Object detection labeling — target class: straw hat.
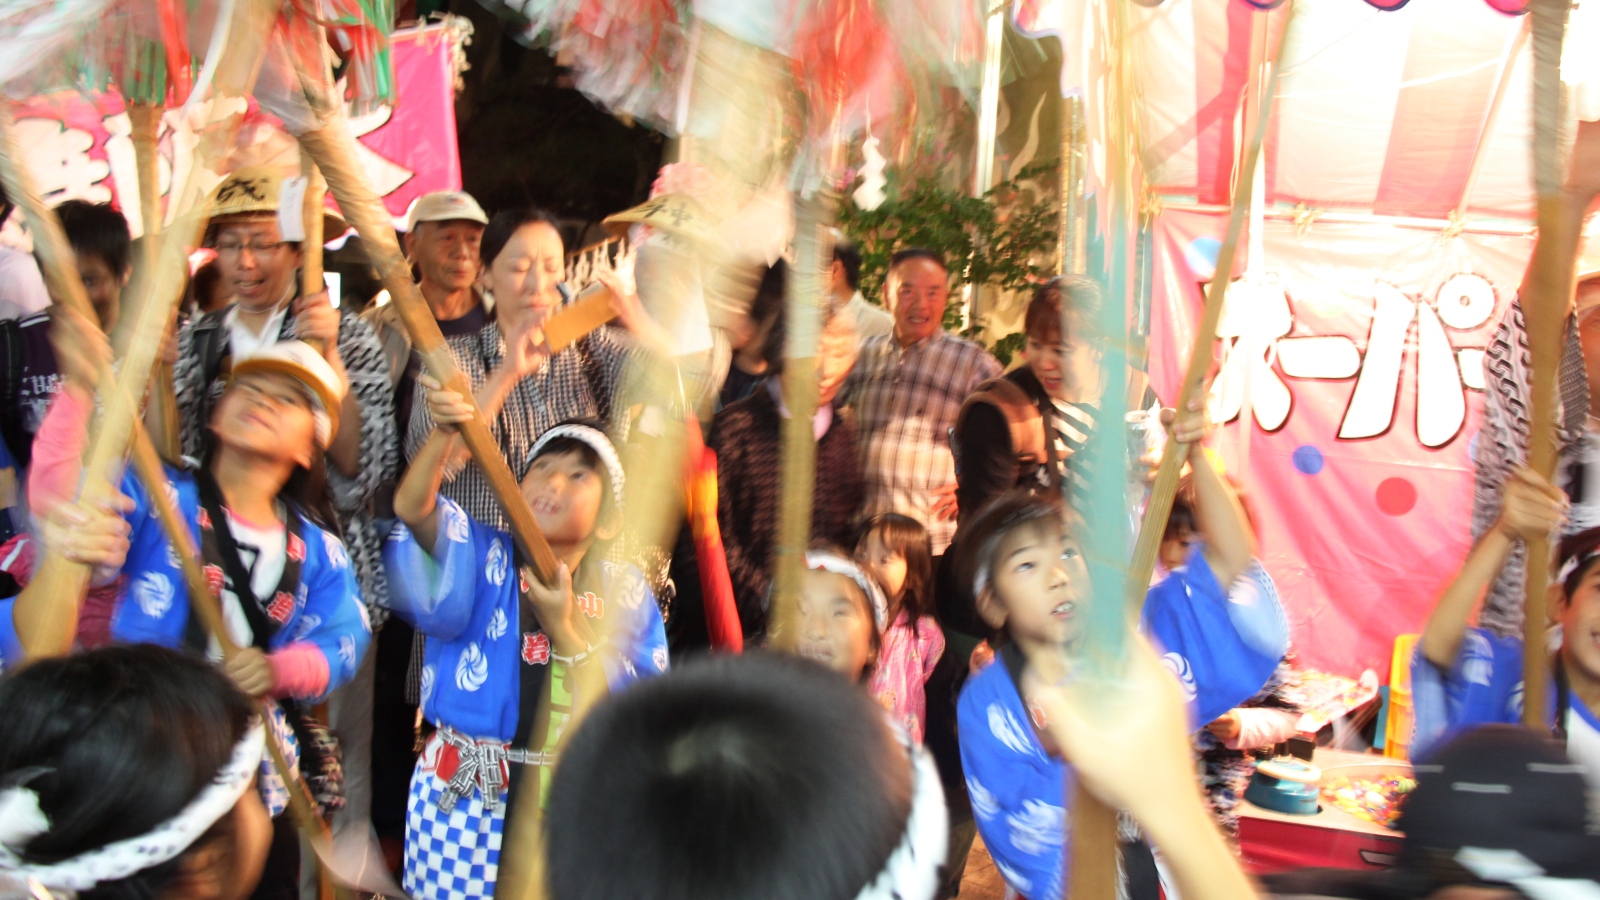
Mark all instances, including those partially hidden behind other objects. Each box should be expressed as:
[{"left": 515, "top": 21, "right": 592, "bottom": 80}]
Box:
[
  {"left": 207, "top": 166, "right": 346, "bottom": 239},
  {"left": 601, "top": 193, "right": 715, "bottom": 244}
]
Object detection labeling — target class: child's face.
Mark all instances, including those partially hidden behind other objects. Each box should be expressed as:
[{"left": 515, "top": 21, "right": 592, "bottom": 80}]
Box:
[
  {"left": 861, "top": 531, "right": 908, "bottom": 601},
  {"left": 178, "top": 777, "right": 272, "bottom": 900},
  {"left": 1562, "top": 566, "right": 1600, "bottom": 684},
  {"left": 795, "top": 569, "right": 874, "bottom": 676},
  {"left": 1158, "top": 526, "right": 1196, "bottom": 572},
  {"left": 978, "top": 518, "right": 1088, "bottom": 648},
  {"left": 213, "top": 371, "right": 317, "bottom": 468},
  {"left": 520, "top": 449, "right": 605, "bottom": 548}
]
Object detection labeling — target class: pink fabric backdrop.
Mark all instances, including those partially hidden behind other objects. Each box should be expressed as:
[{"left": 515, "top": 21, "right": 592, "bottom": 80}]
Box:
[{"left": 1149, "top": 209, "right": 1532, "bottom": 678}]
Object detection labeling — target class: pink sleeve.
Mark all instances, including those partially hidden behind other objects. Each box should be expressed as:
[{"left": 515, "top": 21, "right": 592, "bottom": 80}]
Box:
[
  {"left": 268, "top": 642, "right": 331, "bottom": 700},
  {"left": 918, "top": 617, "right": 944, "bottom": 684},
  {"left": 27, "top": 388, "right": 92, "bottom": 516},
  {"left": 1225, "top": 707, "right": 1302, "bottom": 751}
]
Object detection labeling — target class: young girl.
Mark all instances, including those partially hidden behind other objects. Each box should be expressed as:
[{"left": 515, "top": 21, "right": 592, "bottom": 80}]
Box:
[
  {"left": 9, "top": 335, "right": 372, "bottom": 900},
  {"left": 775, "top": 547, "right": 886, "bottom": 682},
  {"left": 857, "top": 514, "right": 945, "bottom": 743},
  {"left": 385, "top": 388, "right": 668, "bottom": 900},
  {"left": 954, "top": 409, "right": 1286, "bottom": 900},
  {"left": 0, "top": 645, "right": 272, "bottom": 900}
]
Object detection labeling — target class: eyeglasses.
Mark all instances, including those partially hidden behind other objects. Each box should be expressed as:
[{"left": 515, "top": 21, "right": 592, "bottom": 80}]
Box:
[{"left": 214, "top": 239, "right": 287, "bottom": 256}]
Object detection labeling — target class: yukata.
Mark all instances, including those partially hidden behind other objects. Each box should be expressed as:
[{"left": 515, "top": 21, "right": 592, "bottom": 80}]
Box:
[
  {"left": 0, "top": 464, "right": 372, "bottom": 815},
  {"left": 868, "top": 611, "right": 945, "bottom": 744},
  {"left": 382, "top": 496, "right": 668, "bottom": 900},
  {"left": 1412, "top": 628, "right": 1600, "bottom": 796},
  {"left": 958, "top": 549, "right": 1289, "bottom": 899}
]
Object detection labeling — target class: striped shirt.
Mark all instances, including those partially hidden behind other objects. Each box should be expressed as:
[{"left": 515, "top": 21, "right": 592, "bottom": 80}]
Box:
[
  {"left": 1049, "top": 397, "right": 1098, "bottom": 495},
  {"left": 845, "top": 331, "right": 1001, "bottom": 553}
]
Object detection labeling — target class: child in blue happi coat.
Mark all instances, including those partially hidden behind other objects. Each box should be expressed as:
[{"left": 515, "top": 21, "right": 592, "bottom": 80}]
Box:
[
  {"left": 0, "top": 337, "right": 372, "bottom": 900},
  {"left": 1412, "top": 467, "right": 1600, "bottom": 794},
  {"left": 385, "top": 376, "right": 668, "bottom": 900},
  {"left": 954, "top": 407, "right": 1287, "bottom": 900}
]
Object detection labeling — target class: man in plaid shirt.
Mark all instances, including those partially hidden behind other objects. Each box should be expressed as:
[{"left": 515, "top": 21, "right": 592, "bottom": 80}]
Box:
[{"left": 844, "top": 249, "right": 1001, "bottom": 555}]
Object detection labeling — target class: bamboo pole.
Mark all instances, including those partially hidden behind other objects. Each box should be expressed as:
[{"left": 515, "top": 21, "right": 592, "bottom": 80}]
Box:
[
  {"left": 296, "top": 120, "right": 561, "bottom": 584},
  {"left": 1520, "top": 0, "right": 1574, "bottom": 730},
  {"left": 6, "top": 0, "right": 280, "bottom": 660},
  {"left": 767, "top": 191, "right": 837, "bottom": 646},
  {"left": 301, "top": 156, "right": 326, "bottom": 297},
  {"left": 127, "top": 100, "right": 184, "bottom": 464},
  {"left": 1067, "top": 5, "right": 1294, "bottom": 900}
]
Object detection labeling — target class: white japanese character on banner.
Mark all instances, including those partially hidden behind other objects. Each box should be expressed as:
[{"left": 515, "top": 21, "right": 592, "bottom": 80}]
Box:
[{"left": 16, "top": 118, "right": 110, "bottom": 204}]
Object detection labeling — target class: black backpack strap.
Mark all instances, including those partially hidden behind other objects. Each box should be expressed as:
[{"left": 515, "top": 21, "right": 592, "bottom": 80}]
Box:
[{"left": 0, "top": 317, "right": 25, "bottom": 467}]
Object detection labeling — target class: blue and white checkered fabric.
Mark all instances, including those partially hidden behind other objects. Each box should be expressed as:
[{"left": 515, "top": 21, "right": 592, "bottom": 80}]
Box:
[{"left": 403, "top": 738, "right": 504, "bottom": 900}]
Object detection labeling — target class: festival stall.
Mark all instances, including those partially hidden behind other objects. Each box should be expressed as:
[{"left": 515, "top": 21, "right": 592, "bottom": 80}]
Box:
[
  {"left": 1016, "top": 0, "right": 1599, "bottom": 682},
  {"left": 1015, "top": 0, "right": 1596, "bottom": 879}
]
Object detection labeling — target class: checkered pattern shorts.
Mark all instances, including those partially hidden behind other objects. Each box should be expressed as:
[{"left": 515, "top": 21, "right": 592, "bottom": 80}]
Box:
[{"left": 403, "top": 735, "right": 504, "bottom": 900}]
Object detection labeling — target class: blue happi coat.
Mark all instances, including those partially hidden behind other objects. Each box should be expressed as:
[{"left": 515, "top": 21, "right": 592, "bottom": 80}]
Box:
[
  {"left": 381, "top": 495, "right": 668, "bottom": 742},
  {"left": 958, "top": 553, "right": 1288, "bottom": 899},
  {"left": 0, "top": 464, "right": 371, "bottom": 696}
]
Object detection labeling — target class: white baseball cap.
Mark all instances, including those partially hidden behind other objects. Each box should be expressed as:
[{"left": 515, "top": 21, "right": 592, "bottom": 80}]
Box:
[
  {"left": 230, "top": 340, "right": 348, "bottom": 447},
  {"left": 405, "top": 191, "right": 489, "bottom": 232}
]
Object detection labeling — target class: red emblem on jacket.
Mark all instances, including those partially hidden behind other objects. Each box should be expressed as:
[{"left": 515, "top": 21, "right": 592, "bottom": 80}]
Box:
[
  {"left": 521, "top": 632, "right": 550, "bottom": 665},
  {"left": 266, "top": 591, "right": 295, "bottom": 624},
  {"left": 203, "top": 564, "right": 225, "bottom": 597},
  {"left": 286, "top": 533, "right": 306, "bottom": 563},
  {"left": 577, "top": 592, "right": 603, "bottom": 619}
]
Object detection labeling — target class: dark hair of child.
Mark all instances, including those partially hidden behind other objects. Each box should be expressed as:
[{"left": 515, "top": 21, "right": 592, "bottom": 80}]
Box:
[
  {"left": 832, "top": 239, "right": 862, "bottom": 291},
  {"left": 952, "top": 489, "right": 1071, "bottom": 643},
  {"left": 0, "top": 645, "right": 256, "bottom": 900},
  {"left": 1163, "top": 478, "right": 1199, "bottom": 542},
  {"left": 481, "top": 207, "right": 563, "bottom": 270},
  {"left": 751, "top": 260, "right": 789, "bottom": 375},
  {"left": 55, "top": 199, "right": 132, "bottom": 277},
  {"left": 545, "top": 652, "right": 912, "bottom": 900},
  {"left": 1557, "top": 526, "right": 1600, "bottom": 598},
  {"left": 856, "top": 513, "right": 937, "bottom": 637},
  {"left": 1023, "top": 276, "right": 1102, "bottom": 345}
]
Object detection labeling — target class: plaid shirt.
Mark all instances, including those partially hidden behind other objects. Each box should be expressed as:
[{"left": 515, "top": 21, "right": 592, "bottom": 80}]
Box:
[
  {"left": 404, "top": 320, "right": 634, "bottom": 531},
  {"left": 845, "top": 331, "right": 1001, "bottom": 553}
]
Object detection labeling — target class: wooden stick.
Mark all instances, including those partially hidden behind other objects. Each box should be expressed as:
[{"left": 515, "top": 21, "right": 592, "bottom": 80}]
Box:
[
  {"left": 1520, "top": 0, "right": 1574, "bottom": 730},
  {"left": 301, "top": 155, "right": 326, "bottom": 297},
  {"left": 296, "top": 122, "right": 561, "bottom": 584},
  {"left": 127, "top": 100, "right": 184, "bottom": 464},
  {"left": 768, "top": 191, "right": 836, "bottom": 645},
  {"left": 6, "top": 0, "right": 279, "bottom": 660}
]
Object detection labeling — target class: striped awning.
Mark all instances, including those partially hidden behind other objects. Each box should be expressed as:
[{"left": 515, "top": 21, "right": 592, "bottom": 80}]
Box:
[{"left": 1017, "top": 0, "right": 1599, "bottom": 221}]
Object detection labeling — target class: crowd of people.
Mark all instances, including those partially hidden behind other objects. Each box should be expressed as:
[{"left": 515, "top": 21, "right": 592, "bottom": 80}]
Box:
[{"left": 0, "top": 129, "right": 1597, "bottom": 900}]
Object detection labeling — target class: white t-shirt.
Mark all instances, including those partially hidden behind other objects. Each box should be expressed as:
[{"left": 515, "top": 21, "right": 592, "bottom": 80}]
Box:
[
  {"left": 209, "top": 508, "right": 288, "bottom": 661},
  {"left": 1565, "top": 695, "right": 1600, "bottom": 799},
  {"left": 0, "top": 246, "right": 49, "bottom": 321},
  {"left": 224, "top": 301, "right": 292, "bottom": 363}
]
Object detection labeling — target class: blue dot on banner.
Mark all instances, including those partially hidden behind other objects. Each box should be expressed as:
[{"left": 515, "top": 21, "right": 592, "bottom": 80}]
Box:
[
  {"left": 1292, "top": 445, "right": 1324, "bottom": 475},
  {"left": 1186, "top": 237, "right": 1222, "bottom": 279}
]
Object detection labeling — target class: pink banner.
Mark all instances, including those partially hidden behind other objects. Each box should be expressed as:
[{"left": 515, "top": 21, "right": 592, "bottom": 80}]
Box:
[
  {"left": 4, "top": 22, "right": 462, "bottom": 238},
  {"left": 1150, "top": 209, "right": 1530, "bottom": 679}
]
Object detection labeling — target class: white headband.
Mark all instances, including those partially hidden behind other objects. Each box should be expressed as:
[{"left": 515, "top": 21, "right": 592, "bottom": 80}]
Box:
[
  {"left": 527, "top": 424, "right": 626, "bottom": 510},
  {"left": 854, "top": 736, "right": 948, "bottom": 900},
  {"left": 806, "top": 550, "right": 889, "bottom": 629},
  {"left": 0, "top": 720, "right": 266, "bottom": 891}
]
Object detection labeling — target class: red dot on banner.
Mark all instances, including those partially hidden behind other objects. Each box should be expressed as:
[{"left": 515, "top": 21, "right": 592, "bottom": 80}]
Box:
[{"left": 1375, "top": 478, "right": 1417, "bottom": 516}]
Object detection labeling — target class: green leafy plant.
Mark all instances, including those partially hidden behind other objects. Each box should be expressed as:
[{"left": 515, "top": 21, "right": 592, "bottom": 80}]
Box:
[{"left": 838, "top": 161, "right": 1061, "bottom": 338}]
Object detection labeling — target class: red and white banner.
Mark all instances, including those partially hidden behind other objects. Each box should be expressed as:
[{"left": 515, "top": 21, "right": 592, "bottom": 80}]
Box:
[
  {"left": 1149, "top": 208, "right": 1532, "bottom": 678},
  {"left": 4, "top": 21, "right": 463, "bottom": 238}
]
